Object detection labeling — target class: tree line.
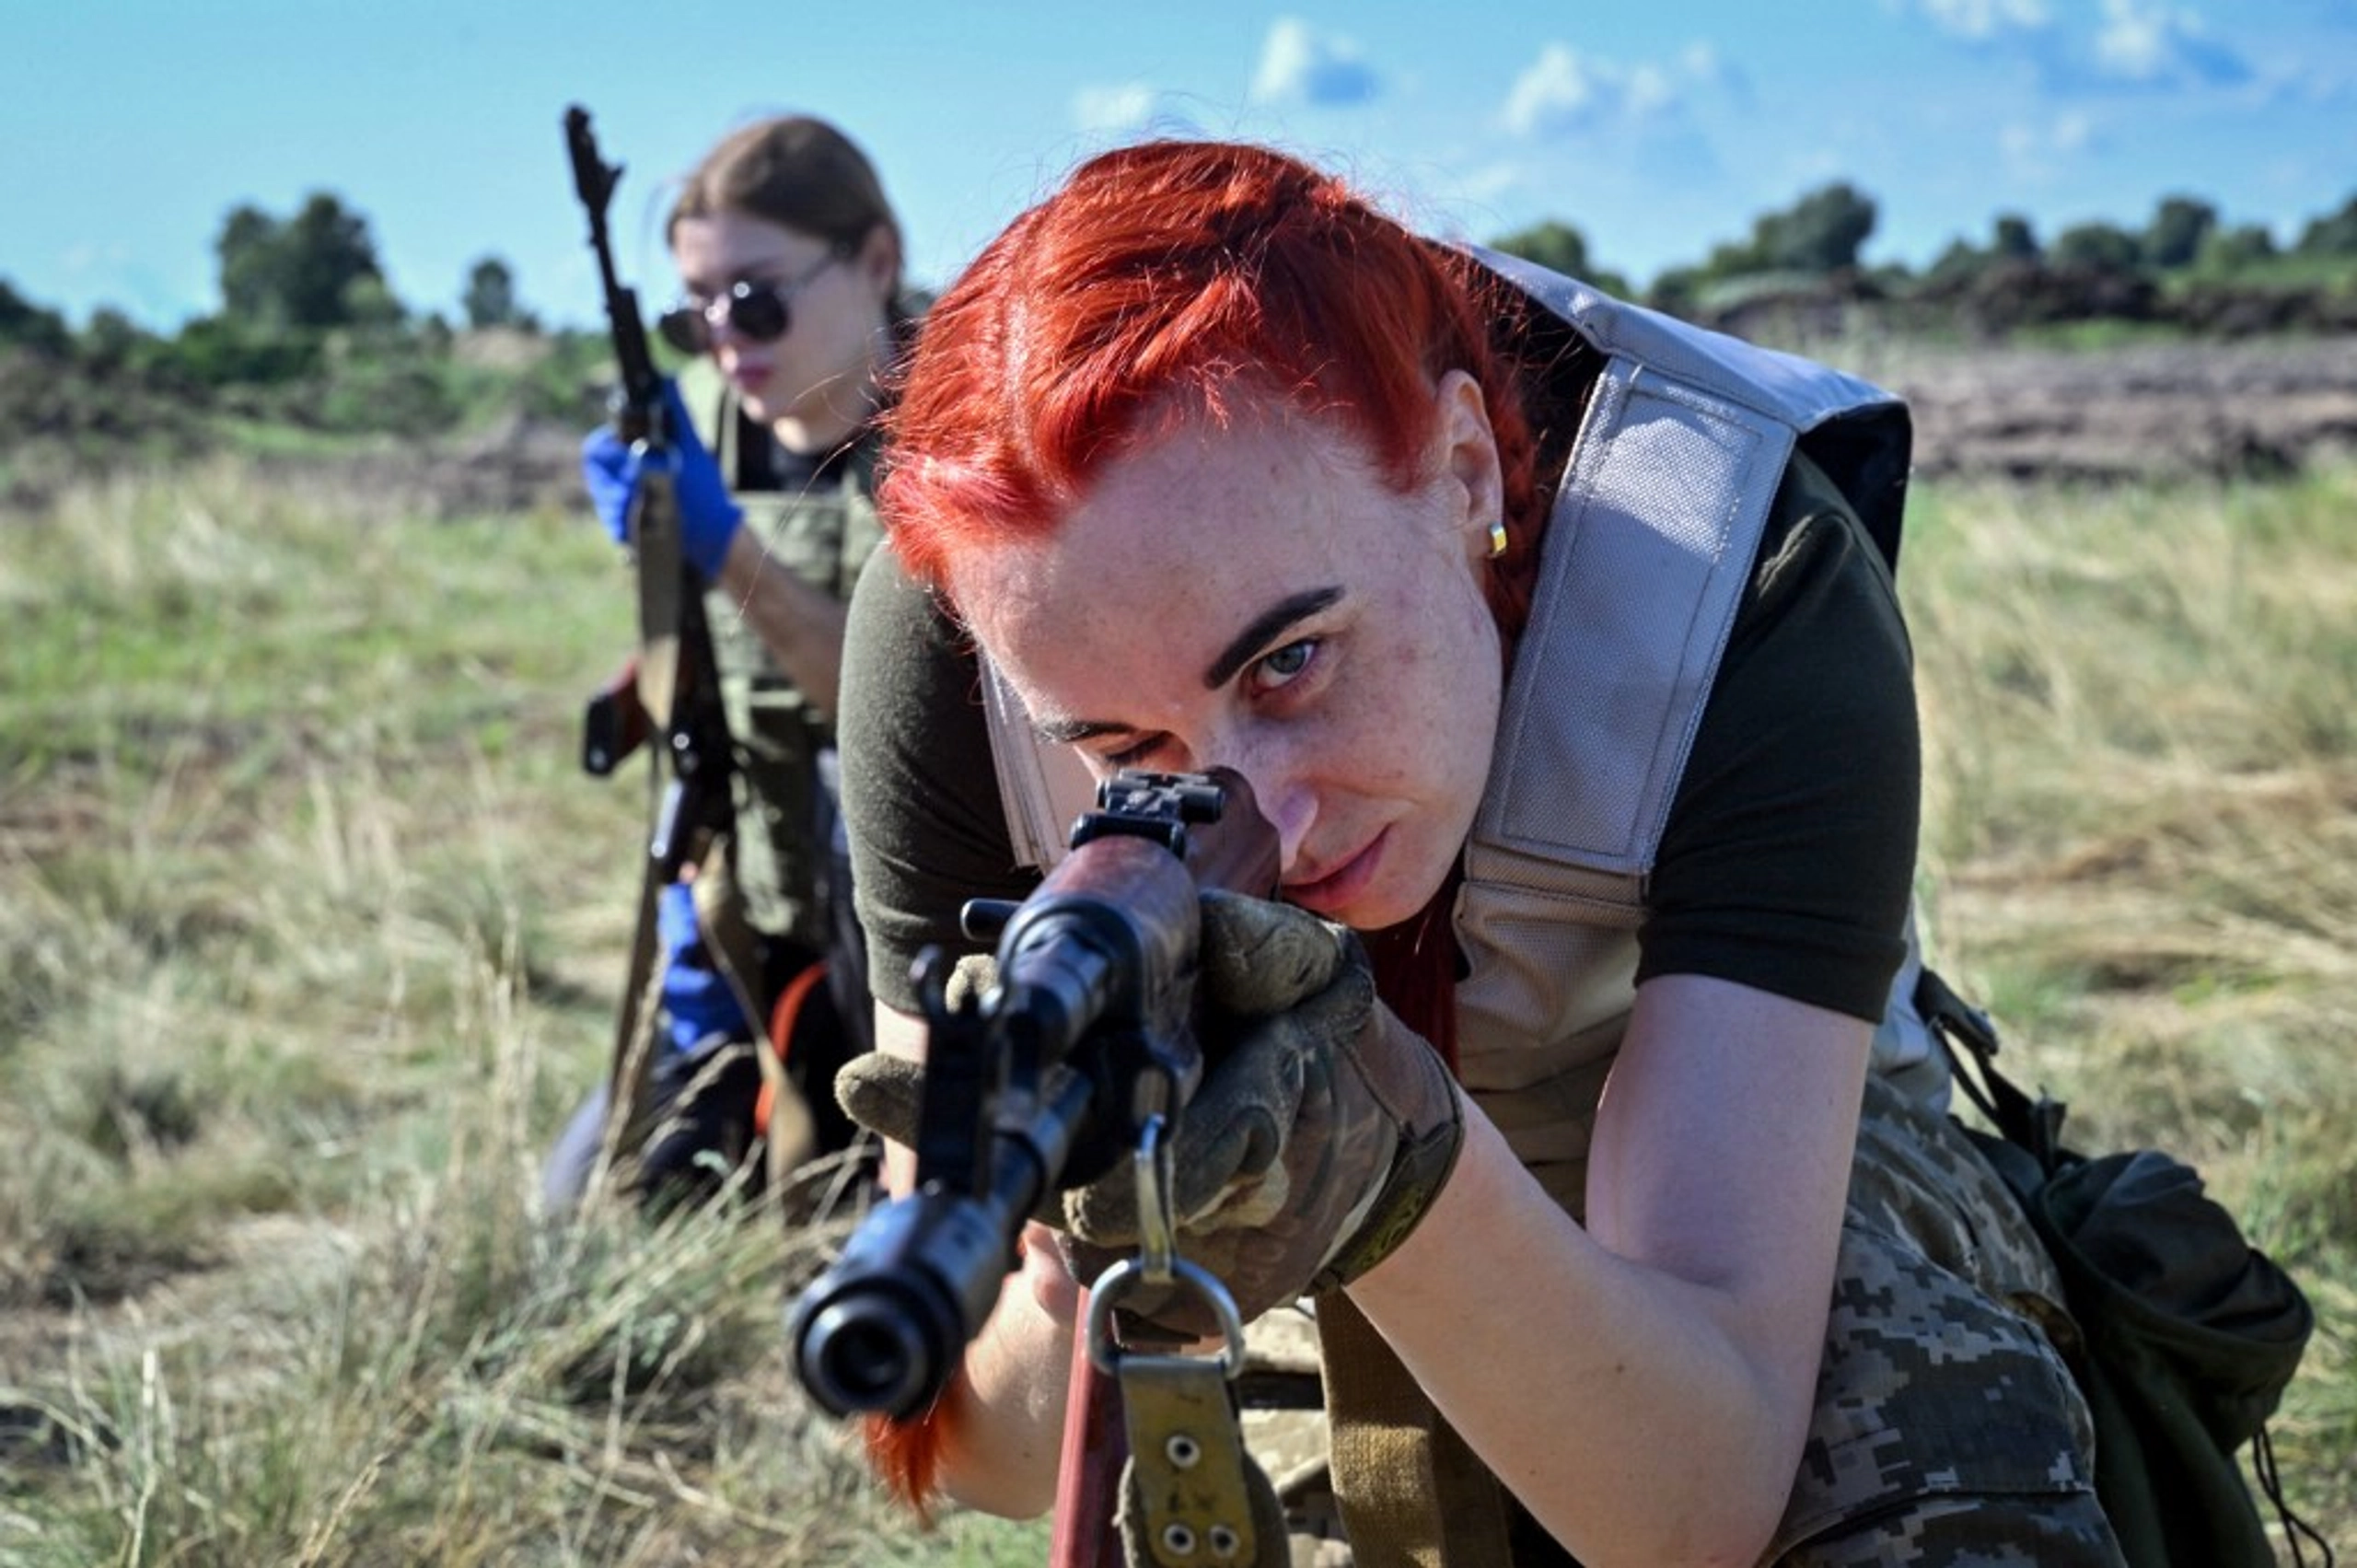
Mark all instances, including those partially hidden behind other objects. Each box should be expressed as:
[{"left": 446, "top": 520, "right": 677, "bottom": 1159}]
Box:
[
  {"left": 0, "top": 192, "right": 592, "bottom": 455},
  {"left": 1494, "top": 182, "right": 2357, "bottom": 339},
  {"left": 4, "top": 180, "right": 2355, "bottom": 458}
]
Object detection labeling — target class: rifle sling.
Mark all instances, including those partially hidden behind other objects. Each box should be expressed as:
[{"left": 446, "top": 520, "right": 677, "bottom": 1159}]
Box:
[
  {"left": 603, "top": 864, "right": 670, "bottom": 1181},
  {"left": 1316, "top": 1291, "right": 1515, "bottom": 1568},
  {"left": 690, "top": 849, "right": 819, "bottom": 1179},
  {"left": 1113, "top": 1353, "right": 1286, "bottom": 1568},
  {"left": 603, "top": 459, "right": 697, "bottom": 1172},
  {"left": 632, "top": 465, "right": 686, "bottom": 732}
]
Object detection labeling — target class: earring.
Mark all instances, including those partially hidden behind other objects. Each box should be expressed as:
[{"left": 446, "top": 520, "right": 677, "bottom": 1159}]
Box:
[{"left": 1486, "top": 519, "right": 1510, "bottom": 559}]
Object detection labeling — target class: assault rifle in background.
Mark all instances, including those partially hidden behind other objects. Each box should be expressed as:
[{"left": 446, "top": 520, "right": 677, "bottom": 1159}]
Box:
[{"left": 562, "top": 104, "right": 738, "bottom": 1176}]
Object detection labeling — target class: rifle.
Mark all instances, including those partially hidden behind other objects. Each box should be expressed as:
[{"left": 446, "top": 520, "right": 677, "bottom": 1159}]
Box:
[
  {"left": 790, "top": 768, "right": 1281, "bottom": 1563},
  {"left": 563, "top": 104, "right": 737, "bottom": 1179}
]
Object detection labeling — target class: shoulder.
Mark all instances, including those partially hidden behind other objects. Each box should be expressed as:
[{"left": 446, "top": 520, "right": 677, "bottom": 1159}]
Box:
[{"left": 842, "top": 548, "right": 1030, "bottom": 1011}]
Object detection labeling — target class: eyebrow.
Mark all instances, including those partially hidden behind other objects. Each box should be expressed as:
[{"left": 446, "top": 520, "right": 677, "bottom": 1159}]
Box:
[
  {"left": 1202, "top": 587, "right": 1342, "bottom": 690},
  {"left": 1028, "top": 585, "right": 1344, "bottom": 746}
]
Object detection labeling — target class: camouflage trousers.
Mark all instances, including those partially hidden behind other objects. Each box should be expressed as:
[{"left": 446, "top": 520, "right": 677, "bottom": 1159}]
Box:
[
  {"left": 1767, "top": 1074, "right": 2125, "bottom": 1566},
  {"left": 1261, "top": 1074, "right": 2127, "bottom": 1566}
]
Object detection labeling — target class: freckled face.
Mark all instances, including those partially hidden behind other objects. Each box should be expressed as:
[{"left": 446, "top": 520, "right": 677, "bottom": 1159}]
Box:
[{"left": 946, "top": 379, "right": 1506, "bottom": 932}]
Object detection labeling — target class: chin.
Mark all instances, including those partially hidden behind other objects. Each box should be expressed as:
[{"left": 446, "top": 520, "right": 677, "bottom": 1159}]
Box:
[
  {"left": 1326, "top": 873, "right": 1434, "bottom": 935},
  {"left": 1341, "top": 895, "right": 1417, "bottom": 934}
]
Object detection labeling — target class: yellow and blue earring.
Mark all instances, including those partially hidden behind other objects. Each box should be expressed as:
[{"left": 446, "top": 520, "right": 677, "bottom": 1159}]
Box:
[{"left": 1486, "top": 518, "right": 1510, "bottom": 559}]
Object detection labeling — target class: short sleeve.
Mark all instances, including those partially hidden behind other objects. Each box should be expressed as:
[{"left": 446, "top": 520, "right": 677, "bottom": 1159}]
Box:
[
  {"left": 1634, "top": 454, "right": 1921, "bottom": 1021},
  {"left": 839, "top": 548, "right": 1038, "bottom": 1014}
]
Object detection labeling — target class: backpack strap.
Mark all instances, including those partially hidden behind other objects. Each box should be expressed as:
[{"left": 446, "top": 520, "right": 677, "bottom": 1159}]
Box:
[{"left": 1913, "top": 967, "right": 2070, "bottom": 1178}]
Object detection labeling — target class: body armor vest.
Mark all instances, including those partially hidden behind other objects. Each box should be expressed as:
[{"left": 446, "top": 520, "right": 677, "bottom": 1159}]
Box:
[
  {"left": 980, "top": 250, "right": 1943, "bottom": 1213},
  {"left": 684, "top": 363, "right": 887, "bottom": 950}
]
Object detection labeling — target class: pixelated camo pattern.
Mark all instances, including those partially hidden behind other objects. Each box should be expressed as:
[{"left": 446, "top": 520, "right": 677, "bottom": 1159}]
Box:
[{"left": 1770, "top": 1075, "right": 2126, "bottom": 1566}]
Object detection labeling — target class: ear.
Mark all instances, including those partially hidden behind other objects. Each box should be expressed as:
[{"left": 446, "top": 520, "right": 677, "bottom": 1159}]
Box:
[
  {"left": 857, "top": 222, "right": 902, "bottom": 299},
  {"left": 1433, "top": 368, "right": 1503, "bottom": 558}
]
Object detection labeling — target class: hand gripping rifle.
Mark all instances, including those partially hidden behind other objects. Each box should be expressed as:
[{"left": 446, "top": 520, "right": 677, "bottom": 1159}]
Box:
[
  {"left": 790, "top": 769, "right": 1282, "bottom": 1565},
  {"left": 563, "top": 105, "right": 737, "bottom": 1179}
]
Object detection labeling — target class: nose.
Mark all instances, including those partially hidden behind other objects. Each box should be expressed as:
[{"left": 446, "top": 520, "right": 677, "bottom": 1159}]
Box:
[{"left": 1218, "top": 747, "right": 1316, "bottom": 877}]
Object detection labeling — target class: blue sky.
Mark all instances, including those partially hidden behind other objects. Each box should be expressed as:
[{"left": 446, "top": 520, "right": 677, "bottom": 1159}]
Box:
[{"left": 6, "top": 1, "right": 2352, "bottom": 331}]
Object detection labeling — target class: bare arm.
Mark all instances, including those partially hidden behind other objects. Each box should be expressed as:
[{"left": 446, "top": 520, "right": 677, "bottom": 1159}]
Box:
[
  {"left": 1347, "top": 975, "right": 1869, "bottom": 1567},
  {"left": 710, "top": 528, "right": 851, "bottom": 715}
]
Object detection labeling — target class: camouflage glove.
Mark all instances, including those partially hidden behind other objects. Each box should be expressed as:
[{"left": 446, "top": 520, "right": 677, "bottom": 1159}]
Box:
[
  {"left": 1059, "top": 889, "right": 1464, "bottom": 1340},
  {"left": 833, "top": 955, "right": 996, "bottom": 1150},
  {"left": 833, "top": 902, "right": 1466, "bottom": 1341},
  {"left": 834, "top": 1049, "right": 925, "bottom": 1148}
]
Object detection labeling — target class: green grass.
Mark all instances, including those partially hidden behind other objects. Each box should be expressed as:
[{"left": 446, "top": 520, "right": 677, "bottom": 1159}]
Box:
[
  {"left": 2, "top": 450, "right": 2351, "bottom": 1561},
  {"left": 1902, "top": 464, "right": 2357, "bottom": 1551},
  {"left": 0, "top": 451, "right": 1053, "bottom": 1563}
]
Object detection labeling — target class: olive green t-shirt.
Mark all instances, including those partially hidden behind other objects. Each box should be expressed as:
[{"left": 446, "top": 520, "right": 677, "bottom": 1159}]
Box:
[{"left": 840, "top": 450, "right": 1919, "bottom": 1024}]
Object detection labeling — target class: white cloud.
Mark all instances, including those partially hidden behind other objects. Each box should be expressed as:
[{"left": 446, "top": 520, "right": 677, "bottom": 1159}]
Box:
[
  {"left": 1904, "top": 0, "right": 2252, "bottom": 92},
  {"left": 1249, "top": 17, "right": 1380, "bottom": 108},
  {"left": 1678, "top": 41, "right": 1754, "bottom": 106},
  {"left": 1504, "top": 43, "right": 1687, "bottom": 138},
  {"left": 2092, "top": 0, "right": 2251, "bottom": 86},
  {"left": 1916, "top": 0, "right": 2051, "bottom": 41},
  {"left": 1072, "top": 82, "right": 1163, "bottom": 134},
  {"left": 60, "top": 240, "right": 133, "bottom": 275},
  {"left": 1999, "top": 109, "right": 2100, "bottom": 171}
]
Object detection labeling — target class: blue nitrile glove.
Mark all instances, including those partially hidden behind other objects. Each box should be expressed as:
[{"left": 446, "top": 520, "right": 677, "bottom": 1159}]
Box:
[
  {"left": 579, "top": 380, "right": 744, "bottom": 580},
  {"left": 655, "top": 881, "right": 753, "bottom": 1054}
]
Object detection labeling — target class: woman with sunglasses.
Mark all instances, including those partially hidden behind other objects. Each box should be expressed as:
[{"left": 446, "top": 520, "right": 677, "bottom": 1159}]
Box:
[
  {"left": 548, "top": 114, "right": 911, "bottom": 1214},
  {"left": 827, "top": 139, "right": 2126, "bottom": 1564}
]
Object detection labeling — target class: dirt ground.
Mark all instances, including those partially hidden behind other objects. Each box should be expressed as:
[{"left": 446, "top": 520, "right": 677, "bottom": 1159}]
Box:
[
  {"left": 404, "top": 333, "right": 2357, "bottom": 520},
  {"left": 1873, "top": 333, "right": 2357, "bottom": 482}
]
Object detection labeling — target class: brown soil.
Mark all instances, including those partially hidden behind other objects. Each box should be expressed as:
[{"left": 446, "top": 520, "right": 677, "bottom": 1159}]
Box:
[
  {"left": 1875, "top": 335, "right": 2357, "bottom": 483},
  {"left": 392, "top": 336, "right": 2357, "bottom": 521}
]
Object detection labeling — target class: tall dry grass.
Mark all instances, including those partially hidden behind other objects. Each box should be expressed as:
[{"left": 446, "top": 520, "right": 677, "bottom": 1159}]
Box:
[
  {"left": 1905, "top": 465, "right": 2357, "bottom": 1552},
  {"left": 0, "top": 451, "right": 2347, "bottom": 1560},
  {"left": 0, "top": 459, "right": 1044, "bottom": 1563}
]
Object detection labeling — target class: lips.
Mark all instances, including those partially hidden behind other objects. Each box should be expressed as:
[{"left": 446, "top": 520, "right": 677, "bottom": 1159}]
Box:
[{"left": 1283, "top": 828, "right": 1384, "bottom": 919}]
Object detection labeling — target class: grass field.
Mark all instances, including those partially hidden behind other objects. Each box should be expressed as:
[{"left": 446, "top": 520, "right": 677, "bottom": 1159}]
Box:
[{"left": 2, "top": 453, "right": 2350, "bottom": 1563}]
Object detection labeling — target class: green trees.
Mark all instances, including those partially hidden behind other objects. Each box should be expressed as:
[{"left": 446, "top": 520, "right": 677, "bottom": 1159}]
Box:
[
  {"left": 5, "top": 170, "right": 2351, "bottom": 460},
  {"left": 1991, "top": 214, "right": 2040, "bottom": 262},
  {"left": 0, "top": 279, "right": 74, "bottom": 357},
  {"left": 0, "top": 188, "right": 590, "bottom": 455},
  {"left": 1487, "top": 219, "right": 1631, "bottom": 298},
  {"left": 2295, "top": 195, "right": 2357, "bottom": 259},
  {"left": 462, "top": 257, "right": 535, "bottom": 331},
  {"left": 1737, "top": 181, "right": 1878, "bottom": 274},
  {"left": 215, "top": 192, "right": 394, "bottom": 331},
  {"left": 2049, "top": 219, "right": 2144, "bottom": 273},
  {"left": 2142, "top": 196, "right": 2218, "bottom": 270}
]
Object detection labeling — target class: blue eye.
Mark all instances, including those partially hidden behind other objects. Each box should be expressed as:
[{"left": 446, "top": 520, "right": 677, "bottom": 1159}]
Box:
[{"left": 1255, "top": 639, "right": 1318, "bottom": 690}]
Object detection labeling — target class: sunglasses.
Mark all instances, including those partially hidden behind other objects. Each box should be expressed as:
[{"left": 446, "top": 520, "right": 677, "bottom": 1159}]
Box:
[{"left": 656, "top": 248, "right": 847, "bottom": 354}]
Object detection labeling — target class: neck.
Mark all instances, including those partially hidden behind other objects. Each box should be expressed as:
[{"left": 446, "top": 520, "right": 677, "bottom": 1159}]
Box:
[
  {"left": 772, "top": 324, "right": 887, "bottom": 456},
  {"left": 772, "top": 386, "right": 874, "bottom": 457}
]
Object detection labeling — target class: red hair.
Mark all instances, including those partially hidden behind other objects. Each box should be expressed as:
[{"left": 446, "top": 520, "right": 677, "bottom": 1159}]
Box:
[
  {"left": 881, "top": 139, "right": 1546, "bottom": 638},
  {"left": 880, "top": 141, "right": 1568, "bottom": 1069}
]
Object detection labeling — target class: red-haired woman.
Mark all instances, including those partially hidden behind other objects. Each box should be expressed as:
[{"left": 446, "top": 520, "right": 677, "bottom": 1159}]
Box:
[{"left": 835, "top": 140, "right": 2121, "bottom": 1565}]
